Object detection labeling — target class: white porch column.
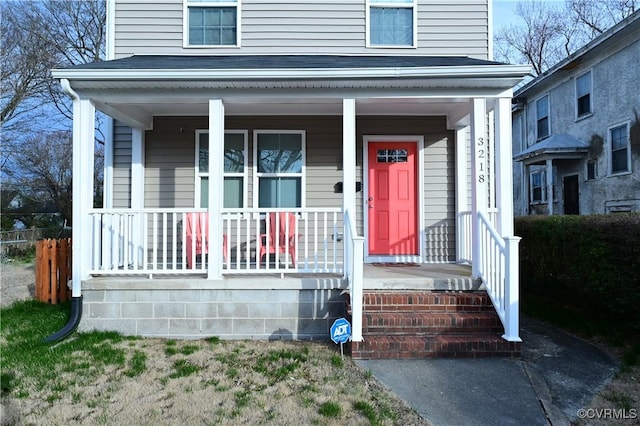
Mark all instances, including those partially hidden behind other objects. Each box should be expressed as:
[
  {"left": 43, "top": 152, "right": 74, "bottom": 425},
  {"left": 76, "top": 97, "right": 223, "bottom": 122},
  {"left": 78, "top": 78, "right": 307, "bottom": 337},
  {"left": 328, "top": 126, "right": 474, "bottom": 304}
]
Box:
[
  {"left": 71, "top": 98, "right": 96, "bottom": 297},
  {"left": 131, "top": 128, "right": 145, "bottom": 208},
  {"left": 342, "top": 99, "right": 356, "bottom": 222},
  {"left": 470, "top": 98, "right": 488, "bottom": 277},
  {"left": 546, "top": 159, "right": 554, "bottom": 215},
  {"left": 455, "top": 126, "right": 468, "bottom": 262},
  {"left": 494, "top": 96, "right": 515, "bottom": 236},
  {"left": 208, "top": 99, "right": 225, "bottom": 279}
]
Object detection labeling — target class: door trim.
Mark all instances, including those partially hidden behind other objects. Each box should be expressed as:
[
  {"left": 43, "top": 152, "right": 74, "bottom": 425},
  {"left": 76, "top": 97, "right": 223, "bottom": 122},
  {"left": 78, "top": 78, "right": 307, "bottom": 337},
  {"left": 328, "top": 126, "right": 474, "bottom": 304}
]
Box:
[{"left": 363, "top": 135, "right": 424, "bottom": 263}]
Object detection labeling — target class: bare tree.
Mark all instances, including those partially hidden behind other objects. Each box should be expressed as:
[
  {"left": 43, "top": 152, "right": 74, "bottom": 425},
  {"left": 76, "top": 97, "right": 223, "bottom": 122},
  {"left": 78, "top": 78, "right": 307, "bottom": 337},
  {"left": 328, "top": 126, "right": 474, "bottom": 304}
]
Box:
[
  {"left": 1, "top": 1, "right": 106, "bottom": 228},
  {"left": 5, "top": 132, "right": 73, "bottom": 225},
  {"left": 495, "top": 0, "right": 639, "bottom": 76}
]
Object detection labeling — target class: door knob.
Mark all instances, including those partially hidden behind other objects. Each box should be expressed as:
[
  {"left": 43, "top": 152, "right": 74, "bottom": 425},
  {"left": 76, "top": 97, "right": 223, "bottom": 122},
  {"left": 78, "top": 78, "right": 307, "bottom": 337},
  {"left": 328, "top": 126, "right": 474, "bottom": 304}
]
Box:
[{"left": 368, "top": 196, "right": 373, "bottom": 201}]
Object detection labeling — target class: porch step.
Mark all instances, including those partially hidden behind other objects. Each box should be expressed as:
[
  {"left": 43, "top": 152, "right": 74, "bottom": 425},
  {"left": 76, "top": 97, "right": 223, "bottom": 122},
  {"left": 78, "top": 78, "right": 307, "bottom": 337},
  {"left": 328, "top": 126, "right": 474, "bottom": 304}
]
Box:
[{"left": 346, "top": 291, "right": 520, "bottom": 359}]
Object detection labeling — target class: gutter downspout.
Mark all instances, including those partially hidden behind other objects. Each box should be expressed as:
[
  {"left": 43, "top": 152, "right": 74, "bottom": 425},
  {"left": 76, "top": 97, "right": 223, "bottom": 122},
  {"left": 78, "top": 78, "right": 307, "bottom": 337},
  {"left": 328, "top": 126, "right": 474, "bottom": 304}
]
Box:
[{"left": 44, "top": 78, "right": 83, "bottom": 343}]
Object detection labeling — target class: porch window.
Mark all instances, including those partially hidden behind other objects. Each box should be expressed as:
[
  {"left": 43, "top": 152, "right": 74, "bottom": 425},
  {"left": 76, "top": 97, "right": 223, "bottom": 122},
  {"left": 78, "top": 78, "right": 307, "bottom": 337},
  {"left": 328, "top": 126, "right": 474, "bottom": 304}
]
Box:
[
  {"left": 536, "top": 95, "right": 550, "bottom": 140},
  {"left": 609, "top": 123, "right": 630, "bottom": 175},
  {"left": 196, "top": 130, "right": 248, "bottom": 208},
  {"left": 184, "top": 0, "right": 239, "bottom": 47},
  {"left": 254, "top": 131, "right": 305, "bottom": 208},
  {"left": 576, "top": 71, "right": 592, "bottom": 118},
  {"left": 368, "top": 0, "right": 416, "bottom": 47}
]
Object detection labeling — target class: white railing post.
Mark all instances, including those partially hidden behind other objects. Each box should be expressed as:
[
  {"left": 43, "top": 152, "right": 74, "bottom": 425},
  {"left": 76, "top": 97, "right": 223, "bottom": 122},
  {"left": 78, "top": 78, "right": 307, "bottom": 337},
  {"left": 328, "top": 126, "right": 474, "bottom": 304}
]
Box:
[
  {"left": 502, "top": 236, "right": 522, "bottom": 342},
  {"left": 351, "top": 234, "right": 365, "bottom": 342}
]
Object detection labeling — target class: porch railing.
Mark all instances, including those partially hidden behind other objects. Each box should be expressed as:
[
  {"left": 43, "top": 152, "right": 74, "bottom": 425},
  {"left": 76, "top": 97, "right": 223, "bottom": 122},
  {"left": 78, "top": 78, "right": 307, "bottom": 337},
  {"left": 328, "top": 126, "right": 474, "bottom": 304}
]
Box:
[
  {"left": 87, "top": 208, "right": 343, "bottom": 276},
  {"left": 456, "top": 209, "right": 498, "bottom": 263},
  {"left": 344, "top": 209, "right": 364, "bottom": 342},
  {"left": 476, "top": 211, "right": 521, "bottom": 341}
]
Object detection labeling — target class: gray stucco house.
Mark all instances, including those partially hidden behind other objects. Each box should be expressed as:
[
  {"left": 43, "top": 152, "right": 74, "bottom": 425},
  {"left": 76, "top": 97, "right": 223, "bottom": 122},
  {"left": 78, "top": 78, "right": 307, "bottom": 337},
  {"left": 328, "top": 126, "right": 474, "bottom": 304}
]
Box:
[
  {"left": 51, "top": 0, "right": 528, "bottom": 358},
  {"left": 513, "top": 10, "right": 640, "bottom": 216}
]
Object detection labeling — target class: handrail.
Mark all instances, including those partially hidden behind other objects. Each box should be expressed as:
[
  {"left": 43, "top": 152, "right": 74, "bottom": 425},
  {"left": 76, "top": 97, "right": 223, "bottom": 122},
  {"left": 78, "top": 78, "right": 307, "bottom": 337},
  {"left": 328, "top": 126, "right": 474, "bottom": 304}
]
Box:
[{"left": 477, "top": 211, "right": 521, "bottom": 342}]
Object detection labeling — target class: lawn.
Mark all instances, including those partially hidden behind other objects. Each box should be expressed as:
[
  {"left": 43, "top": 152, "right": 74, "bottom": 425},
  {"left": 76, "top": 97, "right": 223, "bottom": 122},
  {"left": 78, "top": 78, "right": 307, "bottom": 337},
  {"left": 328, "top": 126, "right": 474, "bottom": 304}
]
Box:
[{"left": 0, "top": 300, "right": 428, "bottom": 425}]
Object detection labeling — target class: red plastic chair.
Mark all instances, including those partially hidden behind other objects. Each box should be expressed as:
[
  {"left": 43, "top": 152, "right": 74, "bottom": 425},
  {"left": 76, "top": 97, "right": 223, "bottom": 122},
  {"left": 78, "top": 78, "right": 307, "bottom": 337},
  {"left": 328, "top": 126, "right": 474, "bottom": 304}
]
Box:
[
  {"left": 185, "top": 212, "right": 227, "bottom": 268},
  {"left": 259, "top": 212, "right": 297, "bottom": 268}
]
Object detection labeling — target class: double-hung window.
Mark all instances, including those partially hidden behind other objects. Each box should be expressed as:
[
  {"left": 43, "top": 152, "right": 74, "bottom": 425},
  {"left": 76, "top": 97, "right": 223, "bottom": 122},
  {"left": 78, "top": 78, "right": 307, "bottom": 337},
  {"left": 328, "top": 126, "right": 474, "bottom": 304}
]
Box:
[
  {"left": 184, "top": 0, "right": 239, "bottom": 47},
  {"left": 536, "top": 95, "right": 550, "bottom": 140},
  {"left": 609, "top": 123, "right": 630, "bottom": 175},
  {"left": 254, "top": 131, "right": 305, "bottom": 208},
  {"left": 529, "top": 166, "right": 556, "bottom": 203},
  {"left": 368, "top": 0, "right": 416, "bottom": 47},
  {"left": 196, "top": 130, "right": 248, "bottom": 208},
  {"left": 576, "top": 71, "right": 592, "bottom": 118}
]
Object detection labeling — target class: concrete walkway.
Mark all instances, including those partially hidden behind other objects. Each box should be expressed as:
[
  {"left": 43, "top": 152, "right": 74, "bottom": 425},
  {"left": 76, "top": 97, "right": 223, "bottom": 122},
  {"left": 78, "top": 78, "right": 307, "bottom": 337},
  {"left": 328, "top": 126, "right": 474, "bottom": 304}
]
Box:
[{"left": 357, "top": 315, "right": 618, "bottom": 426}]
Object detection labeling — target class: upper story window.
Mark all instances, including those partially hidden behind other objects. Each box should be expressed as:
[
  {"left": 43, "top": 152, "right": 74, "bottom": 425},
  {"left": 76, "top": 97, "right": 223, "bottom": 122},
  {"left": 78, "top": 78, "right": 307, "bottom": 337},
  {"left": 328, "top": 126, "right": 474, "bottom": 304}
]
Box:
[
  {"left": 609, "top": 122, "right": 630, "bottom": 175},
  {"left": 368, "top": 0, "right": 416, "bottom": 48},
  {"left": 254, "top": 131, "right": 305, "bottom": 208},
  {"left": 536, "top": 95, "right": 550, "bottom": 140},
  {"left": 184, "top": 0, "right": 239, "bottom": 47},
  {"left": 576, "top": 71, "right": 592, "bottom": 118},
  {"left": 196, "top": 130, "right": 248, "bottom": 208}
]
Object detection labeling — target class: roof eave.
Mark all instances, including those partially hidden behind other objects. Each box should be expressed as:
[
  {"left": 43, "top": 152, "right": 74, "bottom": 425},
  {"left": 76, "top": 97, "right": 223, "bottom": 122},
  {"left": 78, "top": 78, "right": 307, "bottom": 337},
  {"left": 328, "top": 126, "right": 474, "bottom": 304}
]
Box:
[{"left": 52, "top": 64, "right": 531, "bottom": 82}]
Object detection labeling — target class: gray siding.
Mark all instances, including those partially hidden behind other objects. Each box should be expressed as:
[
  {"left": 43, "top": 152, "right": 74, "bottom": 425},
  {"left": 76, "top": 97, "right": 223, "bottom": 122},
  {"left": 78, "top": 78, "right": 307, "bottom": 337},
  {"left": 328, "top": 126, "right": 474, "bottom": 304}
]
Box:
[
  {"left": 113, "top": 0, "right": 489, "bottom": 59},
  {"left": 142, "top": 115, "right": 455, "bottom": 261},
  {"left": 113, "top": 121, "right": 133, "bottom": 208}
]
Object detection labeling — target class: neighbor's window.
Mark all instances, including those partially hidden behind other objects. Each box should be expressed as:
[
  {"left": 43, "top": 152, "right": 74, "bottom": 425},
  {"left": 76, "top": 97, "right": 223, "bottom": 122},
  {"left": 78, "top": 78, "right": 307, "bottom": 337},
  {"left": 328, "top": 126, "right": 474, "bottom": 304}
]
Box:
[
  {"left": 609, "top": 123, "right": 630, "bottom": 174},
  {"left": 529, "top": 167, "right": 556, "bottom": 203},
  {"left": 586, "top": 160, "right": 597, "bottom": 180},
  {"left": 576, "top": 71, "right": 592, "bottom": 117},
  {"left": 368, "top": 0, "right": 416, "bottom": 47},
  {"left": 185, "top": 0, "right": 239, "bottom": 47},
  {"left": 196, "top": 130, "right": 248, "bottom": 208},
  {"left": 536, "top": 95, "right": 550, "bottom": 140},
  {"left": 254, "top": 131, "right": 305, "bottom": 208}
]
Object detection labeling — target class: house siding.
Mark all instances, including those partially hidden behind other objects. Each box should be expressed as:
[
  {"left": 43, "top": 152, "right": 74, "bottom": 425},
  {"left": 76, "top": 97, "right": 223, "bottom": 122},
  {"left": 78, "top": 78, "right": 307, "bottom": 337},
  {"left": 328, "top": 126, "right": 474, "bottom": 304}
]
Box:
[
  {"left": 113, "top": 0, "right": 489, "bottom": 59},
  {"left": 143, "top": 115, "right": 456, "bottom": 262},
  {"left": 514, "top": 36, "right": 640, "bottom": 215},
  {"left": 113, "top": 120, "right": 133, "bottom": 208}
]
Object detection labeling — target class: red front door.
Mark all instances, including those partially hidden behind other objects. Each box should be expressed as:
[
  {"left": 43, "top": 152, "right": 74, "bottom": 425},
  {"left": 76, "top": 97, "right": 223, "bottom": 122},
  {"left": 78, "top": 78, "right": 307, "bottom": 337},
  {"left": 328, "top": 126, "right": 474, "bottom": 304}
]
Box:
[{"left": 367, "top": 142, "right": 418, "bottom": 256}]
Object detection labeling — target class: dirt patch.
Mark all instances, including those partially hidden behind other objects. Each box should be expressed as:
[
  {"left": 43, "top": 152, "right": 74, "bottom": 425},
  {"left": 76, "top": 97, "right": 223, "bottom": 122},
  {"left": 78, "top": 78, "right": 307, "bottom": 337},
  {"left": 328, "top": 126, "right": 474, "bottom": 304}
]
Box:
[{"left": 0, "top": 262, "right": 35, "bottom": 308}]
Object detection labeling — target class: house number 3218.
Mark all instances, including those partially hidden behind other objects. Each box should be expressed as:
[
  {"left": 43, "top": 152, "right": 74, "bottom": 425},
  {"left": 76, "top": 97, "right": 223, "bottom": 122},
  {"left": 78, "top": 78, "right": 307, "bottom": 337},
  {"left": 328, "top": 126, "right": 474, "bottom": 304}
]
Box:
[{"left": 477, "top": 137, "right": 486, "bottom": 183}]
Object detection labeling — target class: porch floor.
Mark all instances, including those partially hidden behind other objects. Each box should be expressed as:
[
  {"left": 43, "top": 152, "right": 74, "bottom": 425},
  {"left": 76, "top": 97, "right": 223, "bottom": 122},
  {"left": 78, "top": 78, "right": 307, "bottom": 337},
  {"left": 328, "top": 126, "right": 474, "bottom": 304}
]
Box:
[{"left": 86, "top": 263, "right": 479, "bottom": 292}]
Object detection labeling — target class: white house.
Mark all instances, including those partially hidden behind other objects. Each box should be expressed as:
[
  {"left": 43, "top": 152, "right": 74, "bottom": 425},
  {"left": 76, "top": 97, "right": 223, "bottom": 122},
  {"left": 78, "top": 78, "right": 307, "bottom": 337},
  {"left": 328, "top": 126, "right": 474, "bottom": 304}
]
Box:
[
  {"left": 513, "top": 10, "right": 640, "bottom": 216},
  {"left": 51, "top": 0, "right": 528, "bottom": 358}
]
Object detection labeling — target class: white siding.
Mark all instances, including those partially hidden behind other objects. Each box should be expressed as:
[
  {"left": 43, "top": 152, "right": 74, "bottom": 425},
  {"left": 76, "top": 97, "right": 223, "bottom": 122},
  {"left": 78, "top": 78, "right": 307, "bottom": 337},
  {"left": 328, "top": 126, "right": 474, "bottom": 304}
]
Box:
[{"left": 113, "top": 0, "right": 489, "bottom": 59}]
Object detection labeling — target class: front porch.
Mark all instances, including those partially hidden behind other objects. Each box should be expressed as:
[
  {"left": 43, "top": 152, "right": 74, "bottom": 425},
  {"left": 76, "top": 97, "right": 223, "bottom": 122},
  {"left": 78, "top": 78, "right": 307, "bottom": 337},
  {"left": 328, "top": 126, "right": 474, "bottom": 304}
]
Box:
[{"left": 78, "top": 263, "right": 480, "bottom": 340}]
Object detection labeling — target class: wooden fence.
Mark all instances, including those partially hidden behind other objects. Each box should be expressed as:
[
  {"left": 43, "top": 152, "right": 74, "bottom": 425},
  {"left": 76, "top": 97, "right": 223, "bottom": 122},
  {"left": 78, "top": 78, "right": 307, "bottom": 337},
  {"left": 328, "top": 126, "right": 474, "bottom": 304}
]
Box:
[{"left": 35, "top": 239, "right": 71, "bottom": 304}]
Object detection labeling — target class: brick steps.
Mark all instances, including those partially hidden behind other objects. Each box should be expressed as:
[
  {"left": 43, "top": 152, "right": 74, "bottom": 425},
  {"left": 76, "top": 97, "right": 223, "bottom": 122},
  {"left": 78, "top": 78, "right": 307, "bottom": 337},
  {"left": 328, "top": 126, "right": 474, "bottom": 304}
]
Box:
[{"left": 347, "top": 291, "right": 520, "bottom": 359}]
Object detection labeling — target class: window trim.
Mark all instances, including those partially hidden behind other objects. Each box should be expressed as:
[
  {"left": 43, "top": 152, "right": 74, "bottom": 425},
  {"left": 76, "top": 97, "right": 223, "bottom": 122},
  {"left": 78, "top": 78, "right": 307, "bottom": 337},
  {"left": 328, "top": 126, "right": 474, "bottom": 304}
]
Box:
[
  {"left": 195, "top": 129, "right": 248, "bottom": 209},
  {"left": 366, "top": 0, "right": 417, "bottom": 49},
  {"left": 529, "top": 166, "right": 556, "bottom": 204},
  {"left": 575, "top": 70, "right": 592, "bottom": 119},
  {"left": 586, "top": 160, "right": 597, "bottom": 181},
  {"left": 535, "top": 94, "right": 550, "bottom": 141},
  {"left": 252, "top": 130, "right": 306, "bottom": 210},
  {"left": 608, "top": 121, "right": 631, "bottom": 176},
  {"left": 183, "top": 0, "right": 241, "bottom": 48}
]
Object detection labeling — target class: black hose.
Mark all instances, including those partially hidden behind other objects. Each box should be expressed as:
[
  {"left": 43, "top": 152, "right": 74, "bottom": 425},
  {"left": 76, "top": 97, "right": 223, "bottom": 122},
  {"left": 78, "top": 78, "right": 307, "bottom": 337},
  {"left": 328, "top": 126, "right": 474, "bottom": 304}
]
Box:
[{"left": 44, "top": 296, "right": 82, "bottom": 343}]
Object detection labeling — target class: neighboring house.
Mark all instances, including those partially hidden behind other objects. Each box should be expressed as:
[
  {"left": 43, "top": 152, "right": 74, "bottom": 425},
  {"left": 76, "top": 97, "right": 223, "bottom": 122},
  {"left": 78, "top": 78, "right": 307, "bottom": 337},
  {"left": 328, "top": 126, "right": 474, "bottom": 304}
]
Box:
[
  {"left": 513, "top": 10, "right": 640, "bottom": 216},
  {"left": 51, "top": 0, "right": 528, "bottom": 357}
]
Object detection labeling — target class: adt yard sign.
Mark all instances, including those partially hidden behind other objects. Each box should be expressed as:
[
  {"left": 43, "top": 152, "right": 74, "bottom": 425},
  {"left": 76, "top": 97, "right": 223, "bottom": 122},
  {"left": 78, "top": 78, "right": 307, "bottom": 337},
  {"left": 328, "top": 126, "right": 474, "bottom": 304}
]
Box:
[{"left": 330, "top": 318, "right": 351, "bottom": 344}]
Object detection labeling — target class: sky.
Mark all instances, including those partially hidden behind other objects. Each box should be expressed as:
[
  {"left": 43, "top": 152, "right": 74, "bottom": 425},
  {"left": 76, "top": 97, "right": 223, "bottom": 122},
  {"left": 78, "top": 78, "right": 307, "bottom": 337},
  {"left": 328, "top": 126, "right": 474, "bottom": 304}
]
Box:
[{"left": 493, "top": 0, "right": 564, "bottom": 31}]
